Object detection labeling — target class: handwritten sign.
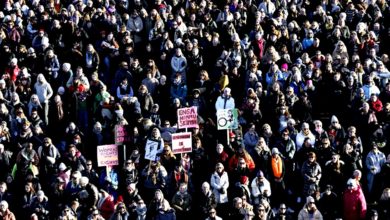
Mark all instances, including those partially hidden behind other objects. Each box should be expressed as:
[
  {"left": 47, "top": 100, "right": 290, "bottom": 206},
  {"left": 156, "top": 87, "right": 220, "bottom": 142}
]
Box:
[
  {"left": 172, "top": 132, "right": 192, "bottom": 154},
  {"left": 97, "top": 145, "right": 119, "bottom": 167},
  {"left": 217, "top": 109, "right": 239, "bottom": 130},
  {"left": 144, "top": 140, "right": 160, "bottom": 161},
  {"left": 177, "top": 107, "right": 198, "bottom": 129},
  {"left": 115, "top": 125, "right": 131, "bottom": 145}
]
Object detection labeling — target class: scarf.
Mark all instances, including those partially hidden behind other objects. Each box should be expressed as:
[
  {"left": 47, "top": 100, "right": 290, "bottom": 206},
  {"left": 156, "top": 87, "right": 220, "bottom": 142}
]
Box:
[{"left": 271, "top": 156, "right": 283, "bottom": 179}]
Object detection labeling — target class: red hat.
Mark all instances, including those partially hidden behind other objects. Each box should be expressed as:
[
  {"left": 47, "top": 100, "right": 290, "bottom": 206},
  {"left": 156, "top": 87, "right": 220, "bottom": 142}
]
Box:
[
  {"left": 240, "top": 176, "right": 248, "bottom": 184},
  {"left": 229, "top": 132, "right": 236, "bottom": 138}
]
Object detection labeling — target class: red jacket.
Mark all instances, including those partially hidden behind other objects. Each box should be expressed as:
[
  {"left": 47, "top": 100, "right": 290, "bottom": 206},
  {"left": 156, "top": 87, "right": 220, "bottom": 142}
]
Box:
[
  {"left": 343, "top": 187, "right": 366, "bottom": 220},
  {"left": 97, "top": 195, "right": 115, "bottom": 220},
  {"left": 229, "top": 155, "right": 255, "bottom": 172}
]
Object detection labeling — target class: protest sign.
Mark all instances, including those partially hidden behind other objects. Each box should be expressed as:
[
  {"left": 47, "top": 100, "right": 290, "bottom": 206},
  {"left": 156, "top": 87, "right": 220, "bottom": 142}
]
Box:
[
  {"left": 144, "top": 139, "right": 160, "bottom": 161},
  {"left": 171, "top": 132, "right": 192, "bottom": 154},
  {"left": 177, "top": 107, "right": 198, "bottom": 129},
  {"left": 115, "top": 125, "right": 131, "bottom": 145},
  {"left": 97, "top": 145, "right": 119, "bottom": 167},
  {"left": 217, "top": 109, "right": 239, "bottom": 130}
]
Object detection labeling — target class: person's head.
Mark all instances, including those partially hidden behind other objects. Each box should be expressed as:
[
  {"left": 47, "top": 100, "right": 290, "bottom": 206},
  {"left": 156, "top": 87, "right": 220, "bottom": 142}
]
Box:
[
  {"left": 279, "top": 203, "right": 287, "bottom": 214},
  {"left": 116, "top": 202, "right": 127, "bottom": 213},
  {"left": 179, "top": 183, "right": 188, "bottom": 194},
  {"left": 0, "top": 200, "right": 8, "bottom": 212},
  {"left": 331, "top": 153, "right": 340, "bottom": 163},
  {"left": 71, "top": 171, "right": 81, "bottom": 183},
  {"left": 306, "top": 196, "right": 316, "bottom": 209},
  {"left": 257, "top": 204, "right": 267, "bottom": 217},
  {"left": 68, "top": 144, "right": 77, "bottom": 156},
  {"left": 126, "top": 183, "right": 136, "bottom": 193},
  {"left": 37, "top": 190, "right": 45, "bottom": 202},
  {"left": 233, "top": 197, "right": 243, "bottom": 209},
  {"left": 202, "top": 182, "right": 210, "bottom": 194},
  {"left": 308, "top": 152, "right": 316, "bottom": 163},
  {"left": 281, "top": 128, "right": 290, "bottom": 140},
  {"left": 43, "top": 137, "right": 52, "bottom": 147},
  {"left": 0, "top": 182, "right": 6, "bottom": 193},
  {"left": 80, "top": 176, "right": 89, "bottom": 188},
  {"left": 380, "top": 188, "right": 390, "bottom": 200},
  {"left": 125, "top": 159, "right": 134, "bottom": 169},
  {"left": 155, "top": 189, "right": 163, "bottom": 200},
  {"left": 372, "top": 142, "right": 380, "bottom": 153},
  {"left": 238, "top": 157, "right": 247, "bottom": 168},
  {"left": 302, "top": 123, "right": 310, "bottom": 135},
  {"left": 208, "top": 208, "right": 217, "bottom": 217},
  {"left": 271, "top": 148, "right": 280, "bottom": 157},
  {"left": 215, "top": 163, "right": 224, "bottom": 173},
  {"left": 256, "top": 170, "right": 265, "bottom": 183},
  {"left": 216, "top": 143, "right": 224, "bottom": 154},
  {"left": 347, "top": 178, "right": 358, "bottom": 191},
  {"left": 223, "top": 87, "right": 231, "bottom": 97}
]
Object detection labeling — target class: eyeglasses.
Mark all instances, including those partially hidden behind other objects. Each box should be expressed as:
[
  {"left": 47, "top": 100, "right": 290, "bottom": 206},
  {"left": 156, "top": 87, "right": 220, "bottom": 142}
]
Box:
[
  {"left": 209, "top": 211, "right": 216, "bottom": 214},
  {"left": 87, "top": 164, "right": 92, "bottom": 166},
  {"left": 309, "top": 202, "right": 315, "bottom": 204}
]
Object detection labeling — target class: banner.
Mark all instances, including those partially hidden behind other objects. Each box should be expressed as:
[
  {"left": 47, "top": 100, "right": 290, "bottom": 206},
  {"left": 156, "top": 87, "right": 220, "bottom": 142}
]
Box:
[
  {"left": 217, "top": 109, "right": 239, "bottom": 130},
  {"left": 171, "top": 132, "right": 192, "bottom": 154},
  {"left": 97, "top": 145, "right": 119, "bottom": 167},
  {"left": 115, "top": 125, "right": 131, "bottom": 145},
  {"left": 177, "top": 107, "right": 198, "bottom": 129},
  {"left": 144, "top": 139, "right": 160, "bottom": 161}
]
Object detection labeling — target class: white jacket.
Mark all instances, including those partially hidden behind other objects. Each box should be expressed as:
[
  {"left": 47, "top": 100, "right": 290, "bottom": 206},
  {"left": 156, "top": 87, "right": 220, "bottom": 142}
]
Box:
[
  {"left": 210, "top": 171, "right": 229, "bottom": 204},
  {"left": 295, "top": 131, "right": 316, "bottom": 151},
  {"left": 171, "top": 55, "right": 187, "bottom": 73},
  {"left": 215, "top": 95, "right": 235, "bottom": 111},
  {"left": 251, "top": 177, "right": 271, "bottom": 205}
]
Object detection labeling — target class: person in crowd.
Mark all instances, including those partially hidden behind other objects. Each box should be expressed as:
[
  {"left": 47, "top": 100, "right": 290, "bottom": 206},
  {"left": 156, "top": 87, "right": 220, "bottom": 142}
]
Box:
[
  {"left": 365, "top": 142, "right": 386, "bottom": 199},
  {"left": 171, "top": 183, "right": 192, "bottom": 219},
  {"left": 298, "top": 196, "right": 323, "bottom": 220},
  {"left": 251, "top": 170, "right": 271, "bottom": 205},
  {"left": 301, "top": 152, "right": 322, "bottom": 197},
  {"left": 0, "top": 200, "right": 15, "bottom": 220},
  {"left": 343, "top": 178, "right": 367, "bottom": 220}
]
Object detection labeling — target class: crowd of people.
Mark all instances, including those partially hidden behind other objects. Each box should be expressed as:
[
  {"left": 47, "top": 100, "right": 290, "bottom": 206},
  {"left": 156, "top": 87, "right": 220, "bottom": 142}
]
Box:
[{"left": 1, "top": 0, "right": 390, "bottom": 218}]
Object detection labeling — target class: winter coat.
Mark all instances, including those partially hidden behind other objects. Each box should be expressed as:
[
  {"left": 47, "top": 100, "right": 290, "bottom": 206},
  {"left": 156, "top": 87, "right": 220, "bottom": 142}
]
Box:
[
  {"left": 198, "top": 191, "right": 217, "bottom": 215},
  {"left": 97, "top": 194, "right": 115, "bottom": 220},
  {"left": 301, "top": 161, "right": 322, "bottom": 194},
  {"left": 170, "top": 83, "right": 187, "bottom": 104},
  {"left": 34, "top": 81, "right": 53, "bottom": 104},
  {"left": 0, "top": 209, "right": 16, "bottom": 220},
  {"left": 171, "top": 192, "right": 192, "bottom": 212},
  {"left": 343, "top": 187, "right": 366, "bottom": 220},
  {"left": 30, "top": 196, "right": 50, "bottom": 219},
  {"left": 210, "top": 171, "right": 229, "bottom": 203},
  {"left": 215, "top": 95, "right": 235, "bottom": 111},
  {"left": 171, "top": 55, "right": 187, "bottom": 74},
  {"left": 251, "top": 177, "right": 271, "bottom": 204},
  {"left": 298, "top": 207, "right": 323, "bottom": 220}
]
